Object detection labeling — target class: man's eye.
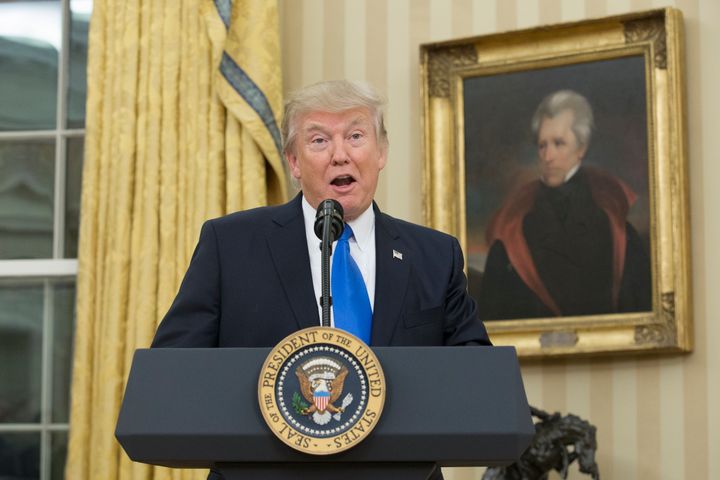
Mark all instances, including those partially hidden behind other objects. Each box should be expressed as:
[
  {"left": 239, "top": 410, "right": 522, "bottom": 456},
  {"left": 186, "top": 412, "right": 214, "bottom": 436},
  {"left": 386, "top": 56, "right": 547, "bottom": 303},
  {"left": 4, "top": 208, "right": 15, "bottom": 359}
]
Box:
[
  {"left": 350, "top": 133, "right": 362, "bottom": 140},
  {"left": 311, "top": 137, "right": 325, "bottom": 144}
]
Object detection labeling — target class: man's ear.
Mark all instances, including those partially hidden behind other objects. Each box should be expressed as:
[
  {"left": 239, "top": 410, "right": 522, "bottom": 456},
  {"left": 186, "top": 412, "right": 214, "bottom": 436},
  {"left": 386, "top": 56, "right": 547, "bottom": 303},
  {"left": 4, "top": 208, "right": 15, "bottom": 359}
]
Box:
[
  {"left": 578, "top": 144, "right": 588, "bottom": 160},
  {"left": 286, "top": 151, "right": 301, "bottom": 179},
  {"left": 378, "top": 144, "right": 388, "bottom": 171}
]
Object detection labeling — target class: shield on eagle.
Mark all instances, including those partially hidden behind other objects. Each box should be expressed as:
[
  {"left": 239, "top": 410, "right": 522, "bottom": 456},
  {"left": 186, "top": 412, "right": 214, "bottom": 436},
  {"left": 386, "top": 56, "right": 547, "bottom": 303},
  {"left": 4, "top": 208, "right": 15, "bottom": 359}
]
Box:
[{"left": 313, "top": 390, "right": 330, "bottom": 411}]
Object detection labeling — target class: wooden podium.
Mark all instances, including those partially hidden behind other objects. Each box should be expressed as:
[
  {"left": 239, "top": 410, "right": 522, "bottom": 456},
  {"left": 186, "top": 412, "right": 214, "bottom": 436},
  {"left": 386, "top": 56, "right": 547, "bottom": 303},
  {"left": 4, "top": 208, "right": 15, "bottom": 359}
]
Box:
[{"left": 116, "top": 346, "right": 534, "bottom": 479}]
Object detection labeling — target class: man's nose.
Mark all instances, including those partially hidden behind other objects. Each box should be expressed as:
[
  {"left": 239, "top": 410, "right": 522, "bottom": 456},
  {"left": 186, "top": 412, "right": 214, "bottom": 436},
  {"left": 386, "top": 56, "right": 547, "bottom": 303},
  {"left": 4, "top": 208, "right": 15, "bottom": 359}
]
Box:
[
  {"left": 540, "top": 146, "right": 555, "bottom": 163},
  {"left": 331, "top": 142, "right": 350, "bottom": 165}
]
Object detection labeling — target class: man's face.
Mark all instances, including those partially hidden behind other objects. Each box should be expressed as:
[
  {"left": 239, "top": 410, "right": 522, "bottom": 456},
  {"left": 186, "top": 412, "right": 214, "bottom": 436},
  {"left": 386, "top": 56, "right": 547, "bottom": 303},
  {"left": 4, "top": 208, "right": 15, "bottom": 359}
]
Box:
[
  {"left": 286, "top": 108, "right": 387, "bottom": 221},
  {"left": 536, "top": 109, "right": 587, "bottom": 187}
]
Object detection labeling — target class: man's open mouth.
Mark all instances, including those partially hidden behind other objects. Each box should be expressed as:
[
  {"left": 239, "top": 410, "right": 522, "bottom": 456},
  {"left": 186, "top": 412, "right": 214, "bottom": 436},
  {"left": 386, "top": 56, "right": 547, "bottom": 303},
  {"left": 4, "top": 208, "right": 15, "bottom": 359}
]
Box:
[{"left": 331, "top": 175, "right": 355, "bottom": 187}]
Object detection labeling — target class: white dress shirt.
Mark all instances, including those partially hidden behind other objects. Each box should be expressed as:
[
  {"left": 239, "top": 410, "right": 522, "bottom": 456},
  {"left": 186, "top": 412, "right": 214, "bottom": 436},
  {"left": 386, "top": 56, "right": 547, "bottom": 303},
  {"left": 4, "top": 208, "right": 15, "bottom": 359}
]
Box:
[{"left": 301, "top": 196, "right": 376, "bottom": 326}]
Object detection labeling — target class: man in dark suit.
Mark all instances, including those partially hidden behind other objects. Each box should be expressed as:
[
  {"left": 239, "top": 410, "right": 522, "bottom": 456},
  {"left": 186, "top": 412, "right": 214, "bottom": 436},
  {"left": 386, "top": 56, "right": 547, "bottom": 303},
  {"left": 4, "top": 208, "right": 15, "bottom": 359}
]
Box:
[
  {"left": 152, "top": 80, "right": 490, "bottom": 349},
  {"left": 152, "top": 79, "right": 490, "bottom": 480},
  {"left": 150, "top": 193, "right": 490, "bottom": 348},
  {"left": 476, "top": 90, "right": 651, "bottom": 321},
  {"left": 151, "top": 80, "right": 490, "bottom": 347}
]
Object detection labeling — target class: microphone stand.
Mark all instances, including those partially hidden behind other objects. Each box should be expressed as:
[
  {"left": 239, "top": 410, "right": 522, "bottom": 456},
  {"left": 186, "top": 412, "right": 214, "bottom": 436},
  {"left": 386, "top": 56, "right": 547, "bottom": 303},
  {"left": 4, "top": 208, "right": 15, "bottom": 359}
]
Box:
[
  {"left": 320, "top": 217, "right": 333, "bottom": 328},
  {"left": 315, "top": 199, "right": 344, "bottom": 329}
]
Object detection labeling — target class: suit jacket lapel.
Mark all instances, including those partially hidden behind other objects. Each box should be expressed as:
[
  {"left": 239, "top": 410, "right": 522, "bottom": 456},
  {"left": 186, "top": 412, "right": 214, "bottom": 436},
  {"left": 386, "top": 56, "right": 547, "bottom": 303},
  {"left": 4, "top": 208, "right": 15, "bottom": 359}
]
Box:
[
  {"left": 371, "top": 207, "right": 410, "bottom": 346},
  {"left": 267, "top": 194, "right": 320, "bottom": 331}
]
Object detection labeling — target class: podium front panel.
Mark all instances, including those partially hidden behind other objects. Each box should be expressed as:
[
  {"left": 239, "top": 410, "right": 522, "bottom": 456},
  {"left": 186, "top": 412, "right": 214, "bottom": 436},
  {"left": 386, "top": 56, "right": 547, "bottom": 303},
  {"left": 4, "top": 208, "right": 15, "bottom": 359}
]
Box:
[{"left": 116, "top": 347, "right": 534, "bottom": 467}]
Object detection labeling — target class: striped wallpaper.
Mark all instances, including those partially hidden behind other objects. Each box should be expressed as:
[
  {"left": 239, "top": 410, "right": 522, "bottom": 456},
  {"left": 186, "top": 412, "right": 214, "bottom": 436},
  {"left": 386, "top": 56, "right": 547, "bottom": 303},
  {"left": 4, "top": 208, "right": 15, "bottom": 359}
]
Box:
[{"left": 279, "top": 1, "right": 719, "bottom": 478}]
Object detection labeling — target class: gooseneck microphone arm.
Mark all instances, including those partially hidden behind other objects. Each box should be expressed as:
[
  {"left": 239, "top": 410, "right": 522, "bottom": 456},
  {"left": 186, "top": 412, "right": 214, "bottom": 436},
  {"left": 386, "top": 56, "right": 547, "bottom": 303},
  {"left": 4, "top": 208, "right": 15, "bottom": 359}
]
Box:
[{"left": 314, "top": 199, "right": 344, "bottom": 328}]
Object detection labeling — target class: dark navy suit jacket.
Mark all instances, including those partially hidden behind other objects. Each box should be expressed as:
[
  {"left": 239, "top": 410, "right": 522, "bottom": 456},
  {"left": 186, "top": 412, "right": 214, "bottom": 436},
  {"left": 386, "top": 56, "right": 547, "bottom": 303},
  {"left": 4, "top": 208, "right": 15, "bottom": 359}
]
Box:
[{"left": 151, "top": 193, "right": 490, "bottom": 348}]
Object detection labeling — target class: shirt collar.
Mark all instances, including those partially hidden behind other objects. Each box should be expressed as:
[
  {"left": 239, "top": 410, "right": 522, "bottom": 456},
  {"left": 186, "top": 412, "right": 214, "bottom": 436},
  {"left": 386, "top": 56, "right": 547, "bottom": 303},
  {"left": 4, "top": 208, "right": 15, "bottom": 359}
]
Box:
[
  {"left": 301, "top": 195, "right": 375, "bottom": 252},
  {"left": 539, "top": 162, "right": 581, "bottom": 186},
  {"left": 564, "top": 163, "right": 581, "bottom": 182}
]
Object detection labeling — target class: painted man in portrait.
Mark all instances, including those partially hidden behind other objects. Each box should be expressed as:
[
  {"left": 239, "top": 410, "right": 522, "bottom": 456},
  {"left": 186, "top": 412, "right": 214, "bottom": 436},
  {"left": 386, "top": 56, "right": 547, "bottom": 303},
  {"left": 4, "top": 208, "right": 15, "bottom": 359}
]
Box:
[{"left": 476, "top": 90, "right": 651, "bottom": 320}]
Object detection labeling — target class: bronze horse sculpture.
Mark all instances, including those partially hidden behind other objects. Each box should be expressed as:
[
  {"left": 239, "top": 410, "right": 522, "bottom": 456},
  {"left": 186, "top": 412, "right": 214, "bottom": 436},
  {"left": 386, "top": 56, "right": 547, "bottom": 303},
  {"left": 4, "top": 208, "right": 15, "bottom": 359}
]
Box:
[{"left": 483, "top": 406, "right": 600, "bottom": 480}]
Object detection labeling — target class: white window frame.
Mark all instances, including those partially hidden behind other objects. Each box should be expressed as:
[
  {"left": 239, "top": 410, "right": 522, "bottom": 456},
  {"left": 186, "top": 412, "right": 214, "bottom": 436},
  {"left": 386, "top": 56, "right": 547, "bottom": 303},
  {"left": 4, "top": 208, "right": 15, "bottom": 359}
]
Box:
[{"left": 0, "top": 0, "right": 88, "bottom": 478}]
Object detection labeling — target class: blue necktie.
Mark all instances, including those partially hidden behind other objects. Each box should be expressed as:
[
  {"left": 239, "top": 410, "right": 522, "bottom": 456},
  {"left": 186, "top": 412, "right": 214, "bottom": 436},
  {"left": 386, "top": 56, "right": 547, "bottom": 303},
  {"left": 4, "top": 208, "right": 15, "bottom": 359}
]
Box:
[{"left": 332, "top": 225, "right": 372, "bottom": 343}]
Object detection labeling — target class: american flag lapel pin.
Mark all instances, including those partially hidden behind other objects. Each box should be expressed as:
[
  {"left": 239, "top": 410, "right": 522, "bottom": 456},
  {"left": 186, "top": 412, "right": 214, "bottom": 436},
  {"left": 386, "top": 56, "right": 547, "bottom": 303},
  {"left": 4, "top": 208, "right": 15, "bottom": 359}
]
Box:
[{"left": 392, "top": 249, "right": 403, "bottom": 260}]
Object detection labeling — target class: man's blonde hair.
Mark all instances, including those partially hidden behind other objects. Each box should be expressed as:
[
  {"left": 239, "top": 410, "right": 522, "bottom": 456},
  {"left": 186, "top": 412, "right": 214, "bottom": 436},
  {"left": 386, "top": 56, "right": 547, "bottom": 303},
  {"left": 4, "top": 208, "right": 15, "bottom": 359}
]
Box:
[{"left": 281, "top": 80, "right": 388, "bottom": 154}]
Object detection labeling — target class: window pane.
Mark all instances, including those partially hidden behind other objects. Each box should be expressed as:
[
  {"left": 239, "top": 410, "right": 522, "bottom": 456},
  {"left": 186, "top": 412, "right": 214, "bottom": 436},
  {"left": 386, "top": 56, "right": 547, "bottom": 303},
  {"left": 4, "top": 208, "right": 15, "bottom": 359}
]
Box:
[
  {"left": 67, "top": 0, "right": 92, "bottom": 129},
  {"left": 64, "top": 138, "right": 83, "bottom": 258},
  {"left": 0, "top": 1, "right": 61, "bottom": 131},
  {"left": 51, "top": 431, "right": 67, "bottom": 480},
  {"left": 0, "top": 432, "right": 40, "bottom": 479},
  {"left": 51, "top": 280, "right": 75, "bottom": 423},
  {"left": 0, "top": 140, "right": 55, "bottom": 260},
  {"left": 0, "top": 279, "right": 43, "bottom": 424}
]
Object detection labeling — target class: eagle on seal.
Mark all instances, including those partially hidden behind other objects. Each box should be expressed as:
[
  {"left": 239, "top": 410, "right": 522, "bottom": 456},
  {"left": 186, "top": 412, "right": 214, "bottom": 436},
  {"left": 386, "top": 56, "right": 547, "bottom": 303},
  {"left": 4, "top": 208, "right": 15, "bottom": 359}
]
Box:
[{"left": 296, "top": 356, "right": 352, "bottom": 425}]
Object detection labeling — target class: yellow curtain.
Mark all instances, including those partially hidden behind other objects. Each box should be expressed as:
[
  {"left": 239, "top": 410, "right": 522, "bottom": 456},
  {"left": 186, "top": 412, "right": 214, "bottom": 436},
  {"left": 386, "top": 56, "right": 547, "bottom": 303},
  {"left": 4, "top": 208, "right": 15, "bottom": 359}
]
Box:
[{"left": 65, "top": 0, "right": 286, "bottom": 479}]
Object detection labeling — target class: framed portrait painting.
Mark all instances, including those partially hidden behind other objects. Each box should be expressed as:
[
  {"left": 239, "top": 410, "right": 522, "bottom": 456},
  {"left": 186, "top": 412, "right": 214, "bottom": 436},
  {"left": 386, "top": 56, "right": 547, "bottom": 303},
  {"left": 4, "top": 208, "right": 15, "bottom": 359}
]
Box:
[{"left": 421, "top": 9, "right": 691, "bottom": 357}]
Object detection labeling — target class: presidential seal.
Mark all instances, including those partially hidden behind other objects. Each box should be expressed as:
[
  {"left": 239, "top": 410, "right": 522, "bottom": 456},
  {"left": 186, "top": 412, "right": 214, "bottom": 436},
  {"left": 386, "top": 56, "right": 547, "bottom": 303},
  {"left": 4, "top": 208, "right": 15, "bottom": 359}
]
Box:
[{"left": 258, "top": 327, "right": 386, "bottom": 455}]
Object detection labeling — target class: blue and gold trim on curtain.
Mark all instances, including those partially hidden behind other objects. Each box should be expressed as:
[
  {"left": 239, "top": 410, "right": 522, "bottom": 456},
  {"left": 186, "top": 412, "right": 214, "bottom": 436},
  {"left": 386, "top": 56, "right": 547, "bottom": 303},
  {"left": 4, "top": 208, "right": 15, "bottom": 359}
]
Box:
[
  {"left": 207, "top": 0, "right": 287, "bottom": 200},
  {"left": 219, "top": 52, "right": 283, "bottom": 154}
]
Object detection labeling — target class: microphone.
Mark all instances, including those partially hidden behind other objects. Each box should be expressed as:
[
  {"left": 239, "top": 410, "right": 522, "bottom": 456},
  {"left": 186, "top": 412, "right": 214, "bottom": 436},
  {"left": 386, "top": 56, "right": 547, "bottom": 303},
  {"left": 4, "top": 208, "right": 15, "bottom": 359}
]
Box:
[
  {"left": 314, "top": 199, "right": 344, "bottom": 328},
  {"left": 314, "top": 199, "right": 344, "bottom": 243}
]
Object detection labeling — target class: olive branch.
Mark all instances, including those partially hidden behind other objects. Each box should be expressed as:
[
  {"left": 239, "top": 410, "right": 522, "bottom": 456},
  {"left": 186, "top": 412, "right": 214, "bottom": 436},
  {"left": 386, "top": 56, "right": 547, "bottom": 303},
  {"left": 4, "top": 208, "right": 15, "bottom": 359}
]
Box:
[{"left": 292, "top": 392, "right": 309, "bottom": 414}]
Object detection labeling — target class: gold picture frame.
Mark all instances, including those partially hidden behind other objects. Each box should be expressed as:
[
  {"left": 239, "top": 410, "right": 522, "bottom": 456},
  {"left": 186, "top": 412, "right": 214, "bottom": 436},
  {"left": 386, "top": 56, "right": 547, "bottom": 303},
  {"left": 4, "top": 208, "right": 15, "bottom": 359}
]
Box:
[{"left": 421, "top": 8, "right": 691, "bottom": 358}]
